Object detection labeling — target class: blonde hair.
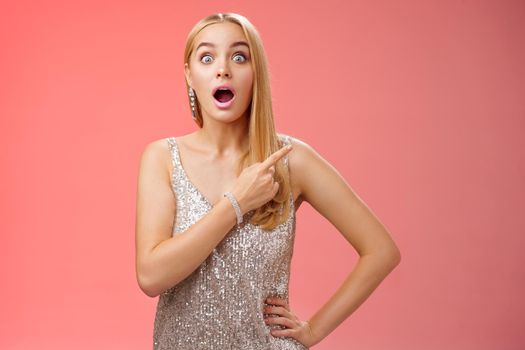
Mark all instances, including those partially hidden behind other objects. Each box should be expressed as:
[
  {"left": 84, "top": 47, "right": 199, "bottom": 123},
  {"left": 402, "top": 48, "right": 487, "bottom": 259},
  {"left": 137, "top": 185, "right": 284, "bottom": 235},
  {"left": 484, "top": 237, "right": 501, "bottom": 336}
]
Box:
[{"left": 183, "top": 13, "right": 291, "bottom": 230}]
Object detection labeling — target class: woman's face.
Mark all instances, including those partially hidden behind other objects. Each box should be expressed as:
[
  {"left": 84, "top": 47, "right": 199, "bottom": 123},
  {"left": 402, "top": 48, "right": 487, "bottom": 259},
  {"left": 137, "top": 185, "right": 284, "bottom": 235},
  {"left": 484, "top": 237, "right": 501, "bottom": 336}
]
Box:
[{"left": 185, "top": 22, "right": 254, "bottom": 123}]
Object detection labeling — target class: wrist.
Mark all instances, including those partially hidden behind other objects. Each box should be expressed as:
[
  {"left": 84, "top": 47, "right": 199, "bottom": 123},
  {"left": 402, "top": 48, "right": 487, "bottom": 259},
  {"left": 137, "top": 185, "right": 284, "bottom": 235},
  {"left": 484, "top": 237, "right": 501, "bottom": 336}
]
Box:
[
  {"left": 231, "top": 190, "right": 247, "bottom": 215},
  {"left": 224, "top": 191, "right": 244, "bottom": 225},
  {"left": 306, "top": 319, "right": 324, "bottom": 346}
]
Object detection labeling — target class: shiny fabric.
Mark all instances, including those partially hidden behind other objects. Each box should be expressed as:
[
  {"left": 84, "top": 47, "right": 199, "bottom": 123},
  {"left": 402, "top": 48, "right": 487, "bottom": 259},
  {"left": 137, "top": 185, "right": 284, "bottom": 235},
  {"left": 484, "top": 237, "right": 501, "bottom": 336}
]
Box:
[{"left": 152, "top": 134, "right": 307, "bottom": 350}]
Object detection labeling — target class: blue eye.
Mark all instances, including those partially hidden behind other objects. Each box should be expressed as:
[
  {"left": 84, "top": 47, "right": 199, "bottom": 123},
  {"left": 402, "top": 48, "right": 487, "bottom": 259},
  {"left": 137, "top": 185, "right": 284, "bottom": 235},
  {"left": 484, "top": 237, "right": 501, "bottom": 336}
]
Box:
[
  {"left": 199, "top": 53, "right": 248, "bottom": 64},
  {"left": 200, "top": 55, "right": 213, "bottom": 64},
  {"left": 233, "top": 53, "right": 247, "bottom": 63}
]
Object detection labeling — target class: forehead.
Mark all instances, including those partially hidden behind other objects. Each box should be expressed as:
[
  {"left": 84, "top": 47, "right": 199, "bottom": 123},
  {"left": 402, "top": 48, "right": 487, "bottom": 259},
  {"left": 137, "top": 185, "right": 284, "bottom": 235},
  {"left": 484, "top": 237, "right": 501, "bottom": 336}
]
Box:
[{"left": 194, "top": 22, "right": 248, "bottom": 49}]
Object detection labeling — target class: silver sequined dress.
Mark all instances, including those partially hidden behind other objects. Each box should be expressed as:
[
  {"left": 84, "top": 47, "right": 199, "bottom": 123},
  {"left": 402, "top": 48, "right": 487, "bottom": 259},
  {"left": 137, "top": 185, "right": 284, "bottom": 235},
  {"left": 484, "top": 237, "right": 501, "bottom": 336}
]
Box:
[{"left": 153, "top": 134, "right": 308, "bottom": 350}]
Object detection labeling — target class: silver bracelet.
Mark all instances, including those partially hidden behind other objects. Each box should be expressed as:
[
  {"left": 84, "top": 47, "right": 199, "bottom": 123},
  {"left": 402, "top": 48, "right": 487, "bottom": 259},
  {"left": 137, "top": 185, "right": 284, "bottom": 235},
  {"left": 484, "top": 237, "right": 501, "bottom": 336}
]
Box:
[{"left": 224, "top": 191, "right": 243, "bottom": 225}]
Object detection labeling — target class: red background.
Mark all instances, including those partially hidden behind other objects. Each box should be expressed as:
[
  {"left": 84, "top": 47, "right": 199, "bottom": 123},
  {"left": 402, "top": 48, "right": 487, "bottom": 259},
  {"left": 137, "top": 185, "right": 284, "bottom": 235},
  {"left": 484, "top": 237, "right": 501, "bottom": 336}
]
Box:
[{"left": 1, "top": 0, "right": 524, "bottom": 349}]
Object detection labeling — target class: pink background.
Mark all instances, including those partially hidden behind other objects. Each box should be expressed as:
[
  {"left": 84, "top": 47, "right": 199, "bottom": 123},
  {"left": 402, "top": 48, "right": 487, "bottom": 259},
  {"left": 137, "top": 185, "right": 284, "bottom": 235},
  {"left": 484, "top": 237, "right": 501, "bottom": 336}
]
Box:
[{"left": 1, "top": 0, "right": 524, "bottom": 349}]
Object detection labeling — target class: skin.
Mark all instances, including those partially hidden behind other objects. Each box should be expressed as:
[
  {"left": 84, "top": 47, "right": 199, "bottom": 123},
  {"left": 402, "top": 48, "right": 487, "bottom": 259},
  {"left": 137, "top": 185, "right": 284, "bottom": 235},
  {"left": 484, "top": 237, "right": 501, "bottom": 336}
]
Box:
[{"left": 135, "top": 21, "right": 401, "bottom": 348}]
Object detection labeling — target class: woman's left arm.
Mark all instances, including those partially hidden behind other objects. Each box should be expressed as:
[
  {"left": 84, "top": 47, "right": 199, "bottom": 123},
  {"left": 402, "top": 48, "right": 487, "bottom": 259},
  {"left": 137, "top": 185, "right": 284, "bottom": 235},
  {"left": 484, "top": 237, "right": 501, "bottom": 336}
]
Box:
[{"left": 265, "top": 137, "right": 401, "bottom": 347}]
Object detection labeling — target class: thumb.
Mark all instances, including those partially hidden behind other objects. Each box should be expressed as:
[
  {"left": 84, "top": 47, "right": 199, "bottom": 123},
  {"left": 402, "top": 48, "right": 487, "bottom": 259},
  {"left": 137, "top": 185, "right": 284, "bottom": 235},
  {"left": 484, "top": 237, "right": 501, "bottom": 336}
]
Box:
[{"left": 272, "top": 181, "right": 280, "bottom": 195}]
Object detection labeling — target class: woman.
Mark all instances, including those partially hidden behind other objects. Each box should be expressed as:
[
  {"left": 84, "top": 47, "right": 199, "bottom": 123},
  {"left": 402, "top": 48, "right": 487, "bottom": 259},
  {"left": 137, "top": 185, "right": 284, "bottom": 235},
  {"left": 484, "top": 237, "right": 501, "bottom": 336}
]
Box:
[{"left": 135, "top": 13, "right": 401, "bottom": 349}]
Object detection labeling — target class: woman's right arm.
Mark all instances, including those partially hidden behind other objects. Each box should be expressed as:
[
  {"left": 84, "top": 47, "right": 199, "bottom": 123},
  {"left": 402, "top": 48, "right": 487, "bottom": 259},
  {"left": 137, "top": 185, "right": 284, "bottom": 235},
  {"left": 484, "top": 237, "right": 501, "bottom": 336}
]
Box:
[
  {"left": 134, "top": 139, "right": 292, "bottom": 298},
  {"left": 134, "top": 140, "right": 238, "bottom": 297}
]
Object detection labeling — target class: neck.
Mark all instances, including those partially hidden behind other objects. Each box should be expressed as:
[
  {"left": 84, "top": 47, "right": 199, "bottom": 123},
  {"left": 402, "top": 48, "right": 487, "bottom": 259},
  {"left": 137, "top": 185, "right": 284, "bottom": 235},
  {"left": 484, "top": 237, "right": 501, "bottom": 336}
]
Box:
[{"left": 195, "top": 114, "right": 250, "bottom": 158}]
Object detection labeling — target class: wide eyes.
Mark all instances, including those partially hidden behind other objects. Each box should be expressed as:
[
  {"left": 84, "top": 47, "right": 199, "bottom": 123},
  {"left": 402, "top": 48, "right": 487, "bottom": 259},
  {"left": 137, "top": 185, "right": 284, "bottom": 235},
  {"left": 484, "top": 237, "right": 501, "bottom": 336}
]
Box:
[
  {"left": 233, "top": 54, "right": 246, "bottom": 63},
  {"left": 201, "top": 55, "right": 213, "bottom": 64},
  {"left": 199, "top": 53, "right": 247, "bottom": 64}
]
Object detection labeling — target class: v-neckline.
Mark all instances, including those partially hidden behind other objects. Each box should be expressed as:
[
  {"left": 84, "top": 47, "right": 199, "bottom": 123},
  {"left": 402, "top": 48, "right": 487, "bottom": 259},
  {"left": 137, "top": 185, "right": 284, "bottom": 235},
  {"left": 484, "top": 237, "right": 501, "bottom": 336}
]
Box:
[
  {"left": 171, "top": 136, "right": 296, "bottom": 218},
  {"left": 172, "top": 137, "right": 215, "bottom": 210}
]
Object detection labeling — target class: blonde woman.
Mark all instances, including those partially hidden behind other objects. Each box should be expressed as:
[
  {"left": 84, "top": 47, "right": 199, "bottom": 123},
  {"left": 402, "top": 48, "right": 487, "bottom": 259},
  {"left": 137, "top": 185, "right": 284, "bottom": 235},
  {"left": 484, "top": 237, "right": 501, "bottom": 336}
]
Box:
[{"left": 135, "top": 12, "right": 401, "bottom": 350}]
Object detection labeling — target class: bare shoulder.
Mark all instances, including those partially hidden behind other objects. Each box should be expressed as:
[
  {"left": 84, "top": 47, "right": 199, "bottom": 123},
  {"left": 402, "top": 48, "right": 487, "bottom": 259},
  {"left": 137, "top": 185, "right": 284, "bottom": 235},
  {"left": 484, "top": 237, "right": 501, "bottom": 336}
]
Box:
[
  {"left": 138, "top": 137, "right": 173, "bottom": 179},
  {"left": 283, "top": 134, "right": 360, "bottom": 219},
  {"left": 278, "top": 133, "right": 328, "bottom": 209},
  {"left": 140, "top": 137, "right": 171, "bottom": 158},
  {"left": 280, "top": 134, "right": 334, "bottom": 205}
]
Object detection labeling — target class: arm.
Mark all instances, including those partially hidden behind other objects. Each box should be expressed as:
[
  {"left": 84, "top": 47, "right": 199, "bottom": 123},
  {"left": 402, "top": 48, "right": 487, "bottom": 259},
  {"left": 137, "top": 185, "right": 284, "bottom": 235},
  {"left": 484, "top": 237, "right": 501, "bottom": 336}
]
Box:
[
  {"left": 135, "top": 139, "right": 293, "bottom": 298},
  {"left": 134, "top": 140, "right": 238, "bottom": 298},
  {"left": 289, "top": 138, "right": 401, "bottom": 346}
]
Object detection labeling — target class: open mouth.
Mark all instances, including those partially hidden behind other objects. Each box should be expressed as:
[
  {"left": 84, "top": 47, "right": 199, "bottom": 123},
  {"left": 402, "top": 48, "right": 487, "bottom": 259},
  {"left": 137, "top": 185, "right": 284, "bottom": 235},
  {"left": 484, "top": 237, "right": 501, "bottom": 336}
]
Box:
[{"left": 213, "top": 88, "right": 235, "bottom": 103}]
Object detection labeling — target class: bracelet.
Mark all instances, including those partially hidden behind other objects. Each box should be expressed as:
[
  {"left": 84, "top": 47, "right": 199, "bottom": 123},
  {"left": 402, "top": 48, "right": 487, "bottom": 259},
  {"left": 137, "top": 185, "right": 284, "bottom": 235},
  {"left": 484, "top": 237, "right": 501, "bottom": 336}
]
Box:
[{"left": 224, "top": 192, "right": 243, "bottom": 225}]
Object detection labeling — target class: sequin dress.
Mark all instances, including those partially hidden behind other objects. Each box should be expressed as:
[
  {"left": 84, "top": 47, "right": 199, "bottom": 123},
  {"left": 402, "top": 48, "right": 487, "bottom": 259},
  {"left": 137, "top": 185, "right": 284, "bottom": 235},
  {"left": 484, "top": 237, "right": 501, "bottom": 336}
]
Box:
[{"left": 152, "top": 134, "right": 308, "bottom": 350}]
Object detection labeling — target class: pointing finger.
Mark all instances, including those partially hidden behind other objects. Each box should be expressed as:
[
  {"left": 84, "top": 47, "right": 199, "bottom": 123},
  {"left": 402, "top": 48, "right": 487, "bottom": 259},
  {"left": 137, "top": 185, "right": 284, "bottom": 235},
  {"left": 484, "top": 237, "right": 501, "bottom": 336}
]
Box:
[{"left": 261, "top": 144, "right": 293, "bottom": 171}]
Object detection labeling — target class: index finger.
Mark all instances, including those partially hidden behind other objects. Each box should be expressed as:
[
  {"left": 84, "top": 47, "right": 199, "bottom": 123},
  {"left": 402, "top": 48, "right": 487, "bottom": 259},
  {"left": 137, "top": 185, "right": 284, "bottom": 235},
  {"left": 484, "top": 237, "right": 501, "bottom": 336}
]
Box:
[{"left": 260, "top": 144, "right": 293, "bottom": 170}]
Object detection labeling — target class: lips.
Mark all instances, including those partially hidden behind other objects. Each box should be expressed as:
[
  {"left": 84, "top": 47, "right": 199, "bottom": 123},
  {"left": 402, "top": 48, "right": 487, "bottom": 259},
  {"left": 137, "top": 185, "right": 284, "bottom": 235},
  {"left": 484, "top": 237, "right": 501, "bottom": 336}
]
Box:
[{"left": 212, "top": 84, "right": 236, "bottom": 109}]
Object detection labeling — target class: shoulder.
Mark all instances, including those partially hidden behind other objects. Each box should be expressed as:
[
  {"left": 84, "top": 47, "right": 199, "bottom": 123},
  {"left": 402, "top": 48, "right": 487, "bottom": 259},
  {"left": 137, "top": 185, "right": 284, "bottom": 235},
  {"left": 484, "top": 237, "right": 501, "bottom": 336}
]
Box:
[
  {"left": 140, "top": 137, "right": 172, "bottom": 161},
  {"left": 277, "top": 133, "right": 319, "bottom": 169},
  {"left": 276, "top": 133, "right": 323, "bottom": 201},
  {"left": 138, "top": 137, "right": 174, "bottom": 179}
]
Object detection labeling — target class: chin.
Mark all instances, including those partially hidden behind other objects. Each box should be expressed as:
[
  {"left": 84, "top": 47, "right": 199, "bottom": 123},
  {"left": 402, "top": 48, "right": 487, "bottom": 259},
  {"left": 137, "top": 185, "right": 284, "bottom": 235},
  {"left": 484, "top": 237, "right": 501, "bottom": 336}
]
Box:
[
  {"left": 205, "top": 105, "right": 250, "bottom": 121},
  {"left": 221, "top": 113, "right": 248, "bottom": 123}
]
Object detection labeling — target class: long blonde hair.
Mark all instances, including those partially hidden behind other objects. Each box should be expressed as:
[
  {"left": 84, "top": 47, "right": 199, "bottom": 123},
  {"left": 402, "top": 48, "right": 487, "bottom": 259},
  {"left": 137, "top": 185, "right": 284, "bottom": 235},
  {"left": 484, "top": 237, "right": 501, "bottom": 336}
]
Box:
[{"left": 183, "top": 13, "right": 291, "bottom": 230}]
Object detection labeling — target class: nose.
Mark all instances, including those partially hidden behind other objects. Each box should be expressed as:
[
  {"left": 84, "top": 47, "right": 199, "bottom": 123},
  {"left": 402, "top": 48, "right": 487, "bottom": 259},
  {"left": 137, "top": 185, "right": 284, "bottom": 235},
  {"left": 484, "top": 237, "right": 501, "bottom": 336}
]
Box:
[{"left": 216, "top": 67, "right": 231, "bottom": 79}]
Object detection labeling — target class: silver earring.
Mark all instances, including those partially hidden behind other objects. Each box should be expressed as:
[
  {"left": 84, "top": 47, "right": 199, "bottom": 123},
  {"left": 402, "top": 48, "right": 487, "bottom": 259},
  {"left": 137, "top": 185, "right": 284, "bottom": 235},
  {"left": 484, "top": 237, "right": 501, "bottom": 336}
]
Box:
[{"left": 188, "top": 87, "right": 197, "bottom": 121}]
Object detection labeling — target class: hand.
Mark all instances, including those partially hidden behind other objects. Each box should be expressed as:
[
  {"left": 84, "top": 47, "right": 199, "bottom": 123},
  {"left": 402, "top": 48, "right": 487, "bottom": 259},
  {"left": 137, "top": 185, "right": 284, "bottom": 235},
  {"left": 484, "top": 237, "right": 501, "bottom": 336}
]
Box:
[
  {"left": 263, "top": 297, "right": 318, "bottom": 348},
  {"left": 232, "top": 144, "right": 293, "bottom": 214}
]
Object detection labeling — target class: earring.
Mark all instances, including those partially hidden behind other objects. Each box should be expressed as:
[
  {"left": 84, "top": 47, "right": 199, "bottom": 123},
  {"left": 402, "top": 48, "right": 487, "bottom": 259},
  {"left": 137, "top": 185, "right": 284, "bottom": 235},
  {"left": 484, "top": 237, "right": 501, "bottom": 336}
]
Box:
[{"left": 188, "top": 86, "right": 197, "bottom": 121}]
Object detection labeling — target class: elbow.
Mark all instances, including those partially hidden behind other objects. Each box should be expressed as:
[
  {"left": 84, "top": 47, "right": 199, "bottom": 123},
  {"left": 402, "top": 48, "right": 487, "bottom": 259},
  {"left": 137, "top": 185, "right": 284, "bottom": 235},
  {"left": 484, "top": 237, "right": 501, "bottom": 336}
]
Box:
[
  {"left": 390, "top": 247, "right": 401, "bottom": 267},
  {"left": 384, "top": 244, "right": 401, "bottom": 268},
  {"left": 137, "top": 270, "right": 182, "bottom": 298},
  {"left": 137, "top": 272, "right": 161, "bottom": 298},
  {"left": 365, "top": 244, "right": 401, "bottom": 268},
  {"left": 141, "top": 285, "right": 160, "bottom": 299},
  {"left": 136, "top": 258, "right": 164, "bottom": 297}
]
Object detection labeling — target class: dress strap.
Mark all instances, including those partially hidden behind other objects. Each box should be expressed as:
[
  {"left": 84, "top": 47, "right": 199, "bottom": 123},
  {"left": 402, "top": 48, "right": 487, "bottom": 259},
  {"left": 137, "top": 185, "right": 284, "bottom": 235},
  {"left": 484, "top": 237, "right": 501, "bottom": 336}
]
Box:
[
  {"left": 279, "top": 134, "right": 293, "bottom": 168},
  {"left": 166, "top": 137, "right": 182, "bottom": 172},
  {"left": 278, "top": 134, "right": 295, "bottom": 212}
]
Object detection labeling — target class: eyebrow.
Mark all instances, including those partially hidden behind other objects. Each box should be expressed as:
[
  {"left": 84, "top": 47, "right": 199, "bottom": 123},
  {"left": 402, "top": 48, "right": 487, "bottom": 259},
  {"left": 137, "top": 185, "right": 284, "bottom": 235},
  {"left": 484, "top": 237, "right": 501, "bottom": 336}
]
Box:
[{"left": 195, "top": 41, "right": 249, "bottom": 51}]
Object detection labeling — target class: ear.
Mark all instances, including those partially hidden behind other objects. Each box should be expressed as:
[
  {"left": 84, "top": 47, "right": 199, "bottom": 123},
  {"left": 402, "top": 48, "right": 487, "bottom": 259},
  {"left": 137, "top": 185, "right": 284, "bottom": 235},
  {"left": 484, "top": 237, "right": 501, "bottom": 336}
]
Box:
[{"left": 184, "top": 63, "right": 192, "bottom": 87}]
